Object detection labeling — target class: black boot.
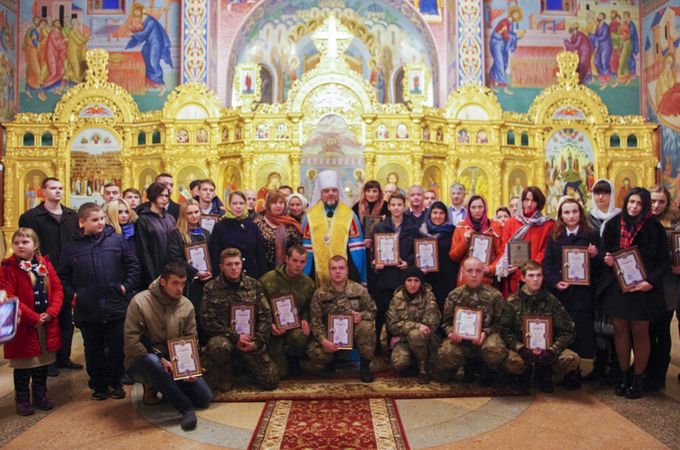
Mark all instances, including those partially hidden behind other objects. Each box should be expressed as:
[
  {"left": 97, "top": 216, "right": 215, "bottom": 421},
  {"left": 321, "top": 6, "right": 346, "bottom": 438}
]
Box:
[
  {"left": 625, "top": 374, "right": 644, "bottom": 399},
  {"left": 478, "top": 365, "right": 493, "bottom": 388},
  {"left": 537, "top": 365, "right": 554, "bottom": 394},
  {"left": 518, "top": 366, "right": 533, "bottom": 390},
  {"left": 462, "top": 365, "right": 476, "bottom": 384},
  {"left": 360, "top": 357, "right": 374, "bottom": 383},
  {"left": 614, "top": 368, "right": 632, "bottom": 396},
  {"left": 416, "top": 361, "right": 430, "bottom": 385},
  {"left": 562, "top": 369, "right": 582, "bottom": 390}
]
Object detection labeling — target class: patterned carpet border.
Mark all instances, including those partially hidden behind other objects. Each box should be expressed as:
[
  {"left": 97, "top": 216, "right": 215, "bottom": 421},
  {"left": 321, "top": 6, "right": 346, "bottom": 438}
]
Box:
[{"left": 248, "top": 398, "right": 410, "bottom": 450}]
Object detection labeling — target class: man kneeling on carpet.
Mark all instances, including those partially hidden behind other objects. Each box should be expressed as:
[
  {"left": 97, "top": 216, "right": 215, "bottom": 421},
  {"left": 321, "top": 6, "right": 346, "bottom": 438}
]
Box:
[
  {"left": 302, "top": 255, "right": 376, "bottom": 382},
  {"left": 506, "top": 260, "right": 581, "bottom": 393},
  {"left": 385, "top": 267, "right": 441, "bottom": 384},
  {"left": 201, "top": 247, "right": 280, "bottom": 392},
  {"left": 435, "top": 258, "right": 521, "bottom": 385},
  {"left": 123, "top": 262, "right": 212, "bottom": 431}
]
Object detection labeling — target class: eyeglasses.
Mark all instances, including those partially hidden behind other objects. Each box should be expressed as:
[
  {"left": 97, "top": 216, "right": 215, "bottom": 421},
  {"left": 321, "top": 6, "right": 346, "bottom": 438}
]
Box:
[{"left": 158, "top": 194, "right": 170, "bottom": 198}]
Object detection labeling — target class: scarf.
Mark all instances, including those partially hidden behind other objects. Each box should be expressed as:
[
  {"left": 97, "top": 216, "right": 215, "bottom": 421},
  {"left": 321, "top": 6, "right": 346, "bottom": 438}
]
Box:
[
  {"left": 265, "top": 210, "right": 302, "bottom": 266},
  {"left": 19, "top": 257, "right": 49, "bottom": 313},
  {"left": 223, "top": 206, "right": 248, "bottom": 220},
  {"left": 121, "top": 223, "right": 135, "bottom": 240},
  {"left": 357, "top": 198, "right": 384, "bottom": 221},
  {"left": 589, "top": 179, "right": 621, "bottom": 236},
  {"left": 619, "top": 211, "right": 651, "bottom": 249},
  {"left": 462, "top": 196, "right": 490, "bottom": 232},
  {"left": 423, "top": 202, "right": 455, "bottom": 236},
  {"left": 495, "top": 209, "right": 552, "bottom": 280}
]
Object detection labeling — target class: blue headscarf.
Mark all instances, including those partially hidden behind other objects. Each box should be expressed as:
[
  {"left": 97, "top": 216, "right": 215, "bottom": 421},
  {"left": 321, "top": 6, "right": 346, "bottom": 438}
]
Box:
[{"left": 425, "top": 201, "right": 455, "bottom": 235}]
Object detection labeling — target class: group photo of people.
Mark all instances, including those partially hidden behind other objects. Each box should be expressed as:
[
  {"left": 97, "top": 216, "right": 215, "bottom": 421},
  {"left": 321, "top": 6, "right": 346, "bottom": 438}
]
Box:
[{"left": 2, "top": 169, "right": 678, "bottom": 432}]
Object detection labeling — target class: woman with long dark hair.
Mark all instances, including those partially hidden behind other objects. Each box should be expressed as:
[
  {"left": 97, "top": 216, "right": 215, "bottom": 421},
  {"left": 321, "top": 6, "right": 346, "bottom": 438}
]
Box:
[{"left": 601, "top": 187, "right": 670, "bottom": 399}]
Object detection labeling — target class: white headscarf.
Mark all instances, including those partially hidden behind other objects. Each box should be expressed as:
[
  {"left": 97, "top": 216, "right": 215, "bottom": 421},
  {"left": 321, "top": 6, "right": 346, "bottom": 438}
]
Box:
[
  {"left": 310, "top": 170, "right": 350, "bottom": 206},
  {"left": 286, "top": 193, "right": 309, "bottom": 210},
  {"left": 589, "top": 178, "right": 621, "bottom": 235}
]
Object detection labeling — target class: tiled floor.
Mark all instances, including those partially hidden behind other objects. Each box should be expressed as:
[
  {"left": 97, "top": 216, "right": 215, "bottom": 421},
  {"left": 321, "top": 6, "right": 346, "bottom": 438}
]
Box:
[{"left": 1, "top": 323, "right": 679, "bottom": 449}]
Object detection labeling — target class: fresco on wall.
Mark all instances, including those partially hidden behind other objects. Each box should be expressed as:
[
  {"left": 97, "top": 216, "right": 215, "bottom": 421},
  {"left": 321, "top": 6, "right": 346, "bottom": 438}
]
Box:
[
  {"left": 0, "top": 1, "right": 17, "bottom": 121},
  {"left": 19, "top": 0, "right": 180, "bottom": 114},
  {"left": 227, "top": 0, "right": 437, "bottom": 106},
  {"left": 484, "top": 0, "right": 641, "bottom": 115}
]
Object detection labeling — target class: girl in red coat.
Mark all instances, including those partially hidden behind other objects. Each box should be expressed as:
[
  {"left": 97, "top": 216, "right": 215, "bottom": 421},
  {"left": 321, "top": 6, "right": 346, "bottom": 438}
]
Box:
[
  {"left": 496, "top": 186, "right": 555, "bottom": 296},
  {"left": 0, "top": 228, "right": 63, "bottom": 415}
]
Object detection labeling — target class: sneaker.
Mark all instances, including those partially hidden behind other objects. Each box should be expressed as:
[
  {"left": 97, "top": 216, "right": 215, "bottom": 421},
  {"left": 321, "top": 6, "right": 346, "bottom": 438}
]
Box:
[
  {"left": 91, "top": 390, "right": 108, "bottom": 401},
  {"left": 108, "top": 385, "right": 126, "bottom": 399},
  {"left": 57, "top": 360, "right": 84, "bottom": 370},
  {"left": 181, "top": 408, "right": 197, "bottom": 431}
]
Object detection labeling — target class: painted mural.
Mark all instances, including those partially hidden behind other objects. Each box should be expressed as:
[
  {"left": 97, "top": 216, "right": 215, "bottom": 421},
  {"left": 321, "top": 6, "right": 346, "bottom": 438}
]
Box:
[
  {"left": 227, "top": 0, "right": 437, "bottom": 105},
  {"left": 18, "top": 0, "right": 180, "bottom": 114},
  {"left": 0, "top": 0, "right": 17, "bottom": 121},
  {"left": 484, "top": 0, "right": 641, "bottom": 115}
]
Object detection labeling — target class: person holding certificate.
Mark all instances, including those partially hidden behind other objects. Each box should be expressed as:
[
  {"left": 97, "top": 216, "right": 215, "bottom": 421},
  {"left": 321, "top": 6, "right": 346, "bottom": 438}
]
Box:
[
  {"left": 385, "top": 267, "right": 441, "bottom": 384},
  {"left": 542, "top": 198, "right": 600, "bottom": 389},
  {"left": 201, "top": 248, "right": 279, "bottom": 392},
  {"left": 435, "top": 258, "right": 520, "bottom": 386},
  {"left": 506, "top": 261, "right": 581, "bottom": 394},
  {"left": 496, "top": 187, "right": 555, "bottom": 297},
  {"left": 167, "top": 199, "right": 212, "bottom": 345},
  {"left": 449, "top": 195, "right": 503, "bottom": 288},
  {"left": 418, "top": 201, "right": 457, "bottom": 309},
  {"left": 372, "top": 192, "right": 420, "bottom": 355},
  {"left": 303, "top": 256, "right": 377, "bottom": 383},
  {"left": 601, "top": 188, "right": 670, "bottom": 399},
  {"left": 260, "top": 245, "right": 316, "bottom": 379}
]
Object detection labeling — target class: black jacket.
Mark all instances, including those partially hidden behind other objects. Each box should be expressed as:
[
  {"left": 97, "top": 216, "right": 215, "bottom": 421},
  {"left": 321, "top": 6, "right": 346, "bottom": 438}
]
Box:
[
  {"left": 373, "top": 214, "right": 420, "bottom": 291},
  {"left": 136, "top": 200, "right": 180, "bottom": 221},
  {"left": 208, "top": 217, "right": 267, "bottom": 279},
  {"left": 542, "top": 227, "right": 601, "bottom": 312},
  {"left": 58, "top": 226, "right": 140, "bottom": 323},
  {"left": 135, "top": 204, "right": 176, "bottom": 286},
  {"left": 420, "top": 226, "right": 457, "bottom": 309},
  {"left": 19, "top": 203, "right": 78, "bottom": 268},
  {"left": 167, "top": 227, "right": 211, "bottom": 306}
]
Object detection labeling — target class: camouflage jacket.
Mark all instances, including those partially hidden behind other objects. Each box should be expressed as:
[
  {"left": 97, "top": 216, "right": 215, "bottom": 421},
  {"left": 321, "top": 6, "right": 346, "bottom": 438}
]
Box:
[
  {"left": 506, "top": 286, "right": 575, "bottom": 353},
  {"left": 309, "top": 280, "right": 376, "bottom": 343},
  {"left": 441, "top": 284, "right": 515, "bottom": 344},
  {"left": 201, "top": 274, "right": 272, "bottom": 350},
  {"left": 386, "top": 284, "right": 441, "bottom": 337},
  {"left": 259, "top": 264, "right": 315, "bottom": 323}
]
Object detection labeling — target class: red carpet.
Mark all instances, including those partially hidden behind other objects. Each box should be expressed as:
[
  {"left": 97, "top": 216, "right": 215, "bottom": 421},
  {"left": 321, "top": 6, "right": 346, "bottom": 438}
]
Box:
[{"left": 248, "top": 398, "right": 409, "bottom": 450}]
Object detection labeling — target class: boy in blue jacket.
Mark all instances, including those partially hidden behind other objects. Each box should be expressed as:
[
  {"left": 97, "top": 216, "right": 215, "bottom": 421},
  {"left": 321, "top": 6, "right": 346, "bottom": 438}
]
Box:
[{"left": 58, "top": 203, "right": 140, "bottom": 400}]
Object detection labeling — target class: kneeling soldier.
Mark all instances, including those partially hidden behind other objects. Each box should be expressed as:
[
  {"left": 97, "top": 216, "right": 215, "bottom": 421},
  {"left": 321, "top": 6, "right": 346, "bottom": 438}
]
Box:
[
  {"left": 506, "top": 261, "right": 581, "bottom": 393},
  {"left": 260, "top": 245, "right": 315, "bottom": 379},
  {"left": 303, "top": 255, "right": 376, "bottom": 382},
  {"left": 386, "top": 267, "right": 441, "bottom": 384},
  {"left": 201, "top": 248, "right": 279, "bottom": 391},
  {"left": 437, "top": 258, "right": 519, "bottom": 385}
]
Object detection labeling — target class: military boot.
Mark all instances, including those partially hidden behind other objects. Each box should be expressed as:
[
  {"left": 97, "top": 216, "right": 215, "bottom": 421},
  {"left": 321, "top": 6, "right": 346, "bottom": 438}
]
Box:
[
  {"left": 537, "top": 365, "right": 554, "bottom": 394},
  {"left": 478, "top": 364, "right": 493, "bottom": 388},
  {"left": 360, "top": 357, "right": 374, "bottom": 383},
  {"left": 416, "top": 361, "right": 430, "bottom": 384}
]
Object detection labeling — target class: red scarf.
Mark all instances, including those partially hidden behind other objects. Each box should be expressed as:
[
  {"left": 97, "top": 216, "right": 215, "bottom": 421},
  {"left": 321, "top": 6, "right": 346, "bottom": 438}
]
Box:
[
  {"left": 463, "top": 201, "right": 490, "bottom": 233},
  {"left": 619, "top": 212, "right": 651, "bottom": 249}
]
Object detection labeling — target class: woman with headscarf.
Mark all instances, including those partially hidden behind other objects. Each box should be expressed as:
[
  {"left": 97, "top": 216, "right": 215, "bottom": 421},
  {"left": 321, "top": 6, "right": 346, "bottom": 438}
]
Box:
[
  {"left": 449, "top": 195, "right": 503, "bottom": 288},
  {"left": 588, "top": 179, "right": 621, "bottom": 234},
  {"left": 601, "top": 187, "right": 670, "bottom": 399},
  {"left": 419, "top": 201, "right": 457, "bottom": 309},
  {"left": 496, "top": 186, "right": 555, "bottom": 296},
  {"left": 286, "top": 193, "right": 308, "bottom": 224},
  {"left": 253, "top": 190, "right": 302, "bottom": 272}
]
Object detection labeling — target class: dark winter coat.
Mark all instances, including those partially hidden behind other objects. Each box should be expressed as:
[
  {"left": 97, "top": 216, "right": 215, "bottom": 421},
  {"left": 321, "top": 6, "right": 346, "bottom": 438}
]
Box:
[
  {"left": 135, "top": 204, "right": 176, "bottom": 286},
  {"left": 208, "top": 217, "right": 267, "bottom": 279},
  {"left": 18, "top": 203, "right": 78, "bottom": 268},
  {"left": 373, "top": 214, "right": 420, "bottom": 291}
]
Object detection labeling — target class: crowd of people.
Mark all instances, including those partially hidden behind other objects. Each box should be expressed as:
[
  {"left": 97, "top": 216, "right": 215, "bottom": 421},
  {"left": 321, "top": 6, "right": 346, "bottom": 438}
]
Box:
[{"left": 1, "top": 170, "right": 678, "bottom": 431}]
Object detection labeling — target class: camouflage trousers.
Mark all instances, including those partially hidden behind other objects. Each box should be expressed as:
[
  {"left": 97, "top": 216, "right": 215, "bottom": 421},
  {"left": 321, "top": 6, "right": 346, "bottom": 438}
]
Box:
[
  {"left": 204, "top": 335, "right": 280, "bottom": 391},
  {"left": 267, "top": 328, "right": 310, "bottom": 379},
  {"left": 391, "top": 329, "right": 430, "bottom": 371},
  {"left": 302, "top": 320, "right": 376, "bottom": 373},
  {"left": 504, "top": 348, "right": 581, "bottom": 375},
  {"left": 436, "top": 333, "right": 511, "bottom": 373}
]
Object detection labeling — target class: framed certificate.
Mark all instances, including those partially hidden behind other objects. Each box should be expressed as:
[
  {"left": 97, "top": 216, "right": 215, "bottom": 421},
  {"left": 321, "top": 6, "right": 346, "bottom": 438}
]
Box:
[
  {"left": 469, "top": 233, "right": 493, "bottom": 265},
  {"left": 167, "top": 335, "right": 203, "bottom": 380},
  {"left": 184, "top": 242, "right": 211, "bottom": 273},
  {"left": 327, "top": 313, "right": 353, "bottom": 350},
  {"left": 414, "top": 239, "right": 438, "bottom": 271},
  {"left": 231, "top": 304, "right": 255, "bottom": 336},
  {"left": 374, "top": 233, "right": 399, "bottom": 266},
  {"left": 271, "top": 294, "right": 300, "bottom": 331},
  {"left": 523, "top": 316, "right": 553, "bottom": 351},
  {"left": 362, "top": 215, "right": 382, "bottom": 241},
  {"left": 671, "top": 231, "right": 680, "bottom": 267},
  {"left": 453, "top": 306, "right": 483, "bottom": 341},
  {"left": 562, "top": 246, "right": 590, "bottom": 285},
  {"left": 200, "top": 215, "right": 219, "bottom": 234},
  {"left": 508, "top": 240, "right": 531, "bottom": 266},
  {"left": 612, "top": 247, "right": 647, "bottom": 293}
]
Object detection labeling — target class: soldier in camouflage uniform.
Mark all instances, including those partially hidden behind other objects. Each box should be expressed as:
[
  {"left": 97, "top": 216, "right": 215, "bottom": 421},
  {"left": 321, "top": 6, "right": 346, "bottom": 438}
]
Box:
[
  {"left": 303, "top": 255, "right": 377, "bottom": 382},
  {"left": 436, "top": 258, "right": 520, "bottom": 385},
  {"left": 506, "top": 261, "right": 581, "bottom": 393},
  {"left": 259, "top": 245, "right": 316, "bottom": 379},
  {"left": 201, "top": 248, "right": 280, "bottom": 391},
  {"left": 386, "top": 267, "right": 441, "bottom": 384}
]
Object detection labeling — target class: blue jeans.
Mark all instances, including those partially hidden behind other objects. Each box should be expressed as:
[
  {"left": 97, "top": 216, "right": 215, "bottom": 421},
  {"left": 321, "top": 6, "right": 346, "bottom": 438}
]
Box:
[{"left": 127, "top": 353, "right": 212, "bottom": 413}]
